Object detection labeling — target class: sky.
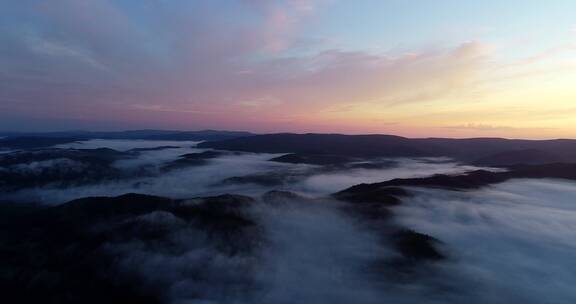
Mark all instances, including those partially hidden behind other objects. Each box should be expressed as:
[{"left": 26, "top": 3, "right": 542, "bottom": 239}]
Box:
[{"left": 0, "top": 0, "right": 575, "bottom": 138}]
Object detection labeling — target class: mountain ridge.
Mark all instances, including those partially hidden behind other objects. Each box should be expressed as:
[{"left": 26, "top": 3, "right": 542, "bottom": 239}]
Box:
[{"left": 198, "top": 133, "right": 576, "bottom": 164}]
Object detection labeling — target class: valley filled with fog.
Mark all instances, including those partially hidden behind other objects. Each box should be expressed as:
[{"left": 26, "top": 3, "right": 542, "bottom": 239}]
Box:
[
  {"left": 1, "top": 138, "right": 575, "bottom": 304},
  {"left": 4, "top": 139, "right": 484, "bottom": 203}
]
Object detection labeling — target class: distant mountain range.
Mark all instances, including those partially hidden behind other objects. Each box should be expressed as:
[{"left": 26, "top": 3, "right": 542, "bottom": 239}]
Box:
[
  {"left": 0, "top": 130, "right": 255, "bottom": 149},
  {"left": 198, "top": 133, "right": 576, "bottom": 165},
  {"left": 3, "top": 131, "right": 576, "bottom": 166}
]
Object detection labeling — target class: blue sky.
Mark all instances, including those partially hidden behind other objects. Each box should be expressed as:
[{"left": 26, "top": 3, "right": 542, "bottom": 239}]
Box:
[{"left": 311, "top": 1, "right": 575, "bottom": 56}]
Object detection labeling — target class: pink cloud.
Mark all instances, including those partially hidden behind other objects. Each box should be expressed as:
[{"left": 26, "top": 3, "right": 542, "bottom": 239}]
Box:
[{"left": 0, "top": 1, "right": 497, "bottom": 134}]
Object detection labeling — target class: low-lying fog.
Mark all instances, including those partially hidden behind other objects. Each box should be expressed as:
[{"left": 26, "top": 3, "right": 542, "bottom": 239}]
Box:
[
  {"left": 7, "top": 139, "right": 485, "bottom": 204},
  {"left": 394, "top": 179, "right": 576, "bottom": 303},
  {"left": 2, "top": 139, "right": 576, "bottom": 303}
]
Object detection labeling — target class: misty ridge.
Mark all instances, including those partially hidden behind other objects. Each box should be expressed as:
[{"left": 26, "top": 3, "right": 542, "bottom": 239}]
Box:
[{"left": 1, "top": 131, "right": 576, "bottom": 304}]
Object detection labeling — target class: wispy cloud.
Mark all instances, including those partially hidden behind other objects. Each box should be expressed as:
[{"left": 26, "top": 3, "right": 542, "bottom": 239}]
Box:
[{"left": 0, "top": 1, "right": 575, "bottom": 137}]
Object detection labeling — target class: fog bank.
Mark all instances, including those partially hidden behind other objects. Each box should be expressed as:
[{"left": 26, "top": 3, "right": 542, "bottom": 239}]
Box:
[{"left": 393, "top": 179, "right": 576, "bottom": 303}]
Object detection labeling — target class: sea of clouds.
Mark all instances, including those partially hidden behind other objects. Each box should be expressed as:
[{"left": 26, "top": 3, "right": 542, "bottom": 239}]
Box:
[
  {"left": 2, "top": 139, "right": 576, "bottom": 303},
  {"left": 7, "top": 139, "right": 486, "bottom": 204},
  {"left": 393, "top": 179, "right": 576, "bottom": 303}
]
